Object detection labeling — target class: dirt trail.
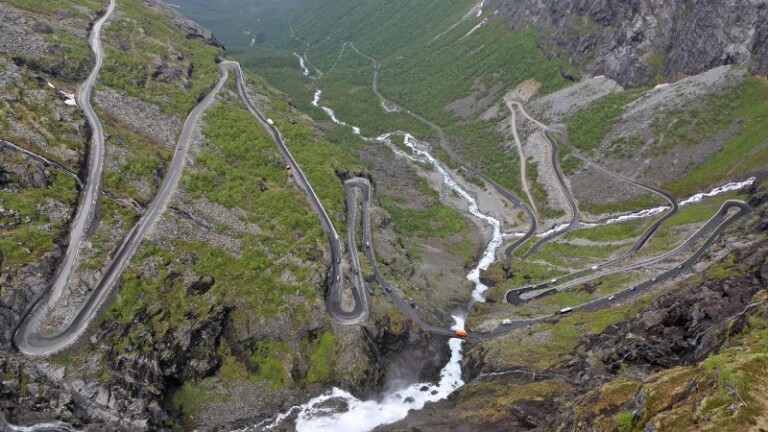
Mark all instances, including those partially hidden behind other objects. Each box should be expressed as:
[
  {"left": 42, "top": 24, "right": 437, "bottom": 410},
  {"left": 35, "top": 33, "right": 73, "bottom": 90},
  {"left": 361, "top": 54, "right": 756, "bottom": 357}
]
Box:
[{"left": 505, "top": 97, "right": 539, "bottom": 219}]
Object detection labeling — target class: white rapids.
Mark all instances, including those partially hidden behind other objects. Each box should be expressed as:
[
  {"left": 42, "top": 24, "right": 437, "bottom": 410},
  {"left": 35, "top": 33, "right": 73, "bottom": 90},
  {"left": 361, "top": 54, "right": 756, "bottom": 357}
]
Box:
[
  {"left": 294, "top": 52, "right": 310, "bottom": 76},
  {"left": 248, "top": 316, "right": 466, "bottom": 432},
  {"left": 583, "top": 177, "right": 756, "bottom": 226},
  {"left": 311, "top": 89, "right": 361, "bottom": 135},
  {"left": 248, "top": 90, "right": 510, "bottom": 432}
]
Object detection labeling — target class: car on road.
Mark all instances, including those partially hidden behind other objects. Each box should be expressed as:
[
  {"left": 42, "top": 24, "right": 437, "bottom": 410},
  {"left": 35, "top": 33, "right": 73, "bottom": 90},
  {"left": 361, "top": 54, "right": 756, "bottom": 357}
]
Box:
[
  {"left": 608, "top": 295, "right": 615, "bottom": 301},
  {"left": 385, "top": 286, "right": 392, "bottom": 292},
  {"left": 266, "top": 118, "right": 275, "bottom": 127},
  {"left": 652, "top": 277, "right": 657, "bottom": 282},
  {"left": 556, "top": 307, "right": 573, "bottom": 314},
  {"left": 550, "top": 278, "right": 557, "bottom": 284},
  {"left": 629, "top": 286, "right": 636, "bottom": 291},
  {"left": 365, "top": 241, "right": 370, "bottom": 248},
  {"left": 591, "top": 266, "right": 598, "bottom": 270},
  {"left": 678, "top": 264, "right": 684, "bottom": 269},
  {"left": 501, "top": 319, "right": 512, "bottom": 325},
  {"left": 336, "top": 256, "right": 340, "bottom": 264}
]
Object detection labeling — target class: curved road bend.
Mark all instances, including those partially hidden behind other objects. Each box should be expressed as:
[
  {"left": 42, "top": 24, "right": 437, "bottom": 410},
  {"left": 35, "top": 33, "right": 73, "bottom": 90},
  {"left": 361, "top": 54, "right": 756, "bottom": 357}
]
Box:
[
  {"left": 503, "top": 101, "right": 681, "bottom": 300},
  {"left": 13, "top": 0, "right": 116, "bottom": 355},
  {"left": 16, "top": 59, "right": 364, "bottom": 355},
  {"left": 512, "top": 99, "right": 680, "bottom": 246},
  {"left": 519, "top": 129, "right": 580, "bottom": 258},
  {"left": 224, "top": 61, "right": 359, "bottom": 324},
  {"left": 14, "top": 61, "right": 230, "bottom": 356},
  {"left": 512, "top": 200, "right": 750, "bottom": 303},
  {"left": 345, "top": 175, "right": 751, "bottom": 339},
  {"left": 505, "top": 100, "right": 540, "bottom": 220},
  {"left": 478, "top": 199, "right": 751, "bottom": 339},
  {"left": 345, "top": 178, "right": 455, "bottom": 337}
]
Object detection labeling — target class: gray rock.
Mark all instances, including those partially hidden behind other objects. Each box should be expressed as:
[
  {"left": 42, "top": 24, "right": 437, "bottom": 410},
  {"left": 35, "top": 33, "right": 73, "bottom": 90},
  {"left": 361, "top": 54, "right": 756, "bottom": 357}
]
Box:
[{"left": 497, "top": 0, "right": 768, "bottom": 87}]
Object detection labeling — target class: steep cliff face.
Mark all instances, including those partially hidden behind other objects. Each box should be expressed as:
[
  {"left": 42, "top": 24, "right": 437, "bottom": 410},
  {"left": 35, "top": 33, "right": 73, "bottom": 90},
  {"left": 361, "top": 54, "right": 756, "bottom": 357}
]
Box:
[{"left": 497, "top": 0, "right": 768, "bottom": 87}]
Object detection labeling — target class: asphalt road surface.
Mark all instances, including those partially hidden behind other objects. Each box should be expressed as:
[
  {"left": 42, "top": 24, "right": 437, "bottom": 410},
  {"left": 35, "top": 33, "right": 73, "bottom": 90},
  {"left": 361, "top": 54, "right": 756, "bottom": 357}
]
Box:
[
  {"left": 15, "top": 53, "right": 361, "bottom": 354},
  {"left": 14, "top": 0, "right": 117, "bottom": 356}
]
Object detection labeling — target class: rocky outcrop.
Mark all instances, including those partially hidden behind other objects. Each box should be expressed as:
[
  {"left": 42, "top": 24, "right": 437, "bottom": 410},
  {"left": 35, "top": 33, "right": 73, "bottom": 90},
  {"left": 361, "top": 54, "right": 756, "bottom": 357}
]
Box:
[
  {"left": 567, "top": 240, "right": 768, "bottom": 378},
  {"left": 496, "top": 0, "right": 768, "bottom": 87},
  {"left": 141, "top": 0, "right": 224, "bottom": 49},
  {"left": 0, "top": 2, "right": 94, "bottom": 82}
]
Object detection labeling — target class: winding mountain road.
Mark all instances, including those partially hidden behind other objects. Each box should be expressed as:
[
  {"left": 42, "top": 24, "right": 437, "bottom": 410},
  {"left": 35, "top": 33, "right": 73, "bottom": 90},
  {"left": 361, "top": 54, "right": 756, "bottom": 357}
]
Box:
[
  {"left": 224, "top": 61, "right": 360, "bottom": 324},
  {"left": 13, "top": 0, "right": 116, "bottom": 356},
  {"left": 325, "top": 41, "right": 753, "bottom": 339},
  {"left": 347, "top": 173, "right": 751, "bottom": 339},
  {"left": 14, "top": 8, "right": 752, "bottom": 356},
  {"left": 14, "top": 47, "right": 359, "bottom": 354}
]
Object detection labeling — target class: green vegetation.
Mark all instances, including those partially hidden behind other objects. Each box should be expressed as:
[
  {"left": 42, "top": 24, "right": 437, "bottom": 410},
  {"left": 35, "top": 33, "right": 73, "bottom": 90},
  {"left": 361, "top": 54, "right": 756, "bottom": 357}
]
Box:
[
  {"left": 2, "top": 78, "right": 87, "bottom": 167},
  {"left": 565, "top": 91, "right": 642, "bottom": 152},
  {"left": 2, "top": 0, "right": 99, "bottom": 17},
  {"left": 101, "top": 118, "right": 170, "bottom": 203},
  {"left": 637, "top": 193, "right": 745, "bottom": 257},
  {"left": 579, "top": 193, "right": 664, "bottom": 215},
  {"left": 101, "top": 72, "right": 367, "bottom": 419},
  {"left": 666, "top": 76, "right": 768, "bottom": 195},
  {"left": 100, "top": 0, "right": 223, "bottom": 115},
  {"left": 0, "top": 170, "right": 76, "bottom": 268},
  {"left": 380, "top": 196, "right": 468, "bottom": 239},
  {"left": 614, "top": 410, "right": 635, "bottom": 432},
  {"left": 529, "top": 241, "right": 623, "bottom": 268},
  {"left": 181, "top": 0, "right": 573, "bottom": 195},
  {"left": 564, "top": 219, "right": 649, "bottom": 242},
  {"left": 483, "top": 306, "right": 631, "bottom": 369},
  {"left": 306, "top": 331, "right": 336, "bottom": 383}
]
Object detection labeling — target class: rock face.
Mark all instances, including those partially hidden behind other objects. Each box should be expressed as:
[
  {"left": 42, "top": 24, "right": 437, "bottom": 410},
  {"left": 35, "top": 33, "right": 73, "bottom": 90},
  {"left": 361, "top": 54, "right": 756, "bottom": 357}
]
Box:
[
  {"left": 497, "top": 0, "right": 768, "bottom": 87},
  {"left": 567, "top": 240, "right": 768, "bottom": 380}
]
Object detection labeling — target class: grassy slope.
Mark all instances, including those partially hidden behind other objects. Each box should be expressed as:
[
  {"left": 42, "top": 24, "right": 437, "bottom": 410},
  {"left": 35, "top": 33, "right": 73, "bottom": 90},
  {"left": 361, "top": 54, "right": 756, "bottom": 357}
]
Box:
[
  {"left": 185, "top": 0, "right": 570, "bottom": 193},
  {"left": 565, "top": 74, "right": 768, "bottom": 199},
  {"left": 100, "top": 75, "right": 353, "bottom": 416},
  {"left": 99, "top": 0, "right": 222, "bottom": 116},
  {"left": 0, "top": 2, "right": 96, "bottom": 282}
]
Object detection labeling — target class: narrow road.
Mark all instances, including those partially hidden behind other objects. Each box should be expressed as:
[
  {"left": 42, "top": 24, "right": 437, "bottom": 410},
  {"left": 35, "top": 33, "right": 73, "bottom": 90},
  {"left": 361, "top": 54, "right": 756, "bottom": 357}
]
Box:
[
  {"left": 519, "top": 131, "right": 580, "bottom": 258},
  {"left": 503, "top": 102, "right": 681, "bottom": 301},
  {"left": 15, "top": 54, "right": 362, "bottom": 354},
  {"left": 14, "top": 56, "right": 228, "bottom": 356},
  {"left": 224, "top": 61, "right": 359, "bottom": 324},
  {"left": 13, "top": 0, "right": 116, "bottom": 355},
  {"left": 345, "top": 178, "right": 455, "bottom": 337},
  {"left": 504, "top": 99, "right": 539, "bottom": 219},
  {"left": 345, "top": 174, "right": 751, "bottom": 340},
  {"left": 508, "top": 200, "right": 749, "bottom": 303}
]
